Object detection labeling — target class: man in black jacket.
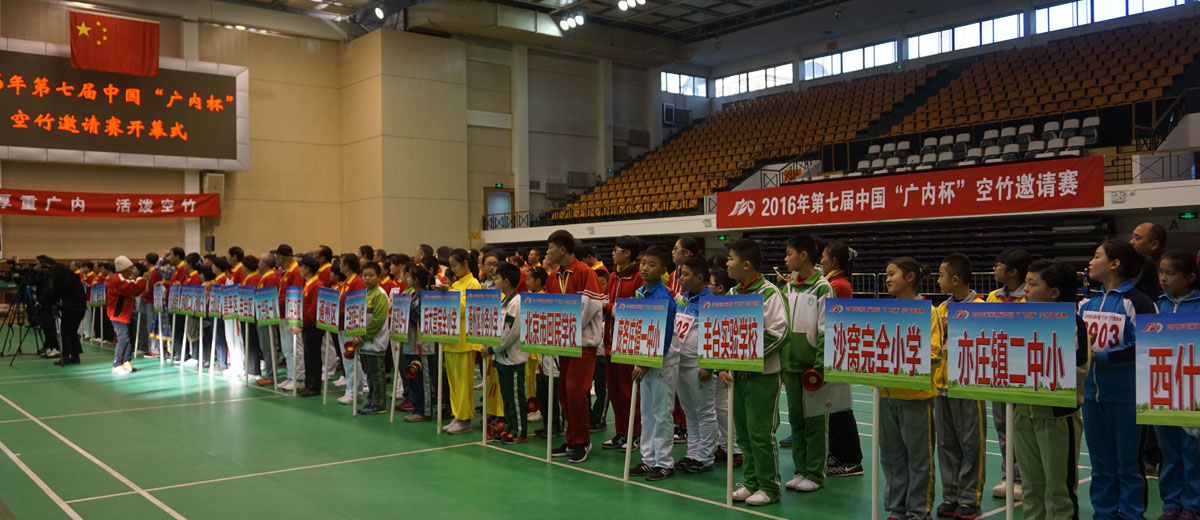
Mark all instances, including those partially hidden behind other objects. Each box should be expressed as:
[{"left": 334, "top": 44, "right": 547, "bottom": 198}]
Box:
[{"left": 37, "top": 258, "right": 87, "bottom": 365}]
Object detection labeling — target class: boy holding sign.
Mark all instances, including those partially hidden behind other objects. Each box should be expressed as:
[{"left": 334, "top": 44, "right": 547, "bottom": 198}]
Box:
[
  {"left": 933, "top": 253, "right": 986, "bottom": 519},
  {"left": 629, "top": 246, "right": 679, "bottom": 481},
  {"left": 350, "top": 262, "right": 391, "bottom": 415},
  {"left": 780, "top": 235, "right": 834, "bottom": 494},
  {"left": 1014, "top": 260, "right": 1088, "bottom": 520},
  {"left": 723, "top": 239, "right": 790, "bottom": 506},
  {"left": 674, "top": 256, "right": 719, "bottom": 474},
  {"left": 487, "top": 263, "right": 530, "bottom": 443},
  {"left": 545, "top": 230, "right": 606, "bottom": 464}
]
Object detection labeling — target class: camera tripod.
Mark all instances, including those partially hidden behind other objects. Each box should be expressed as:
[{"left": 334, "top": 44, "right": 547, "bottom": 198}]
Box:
[{"left": 1, "top": 297, "right": 45, "bottom": 366}]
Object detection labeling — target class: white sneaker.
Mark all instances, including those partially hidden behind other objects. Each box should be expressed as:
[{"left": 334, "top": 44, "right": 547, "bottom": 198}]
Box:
[
  {"left": 445, "top": 419, "right": 473, "bottom": 434},
  {"left": 474, "top": 382, "right": 483, "bottom": 390},
  {"left": 785, "top": 475, "right": 821, "bottom": 492},
  {"left": 745, "top": 490, "right": 776, "bottom": 506},
  {"left": 112, "top": 365, "right": 126, "bottom": 375},
  {"left": 332, "top": 375, "right": 347, "bottom": 387},
  {"left": 183, "top": 359, "right": 199, "bottom": 367},
  {"left": 337, "top": 394, "right": 354, "bottom": 405},
  {"left": 278, "top": 380, "right": 295, "bottom": 390},
  {"left": 992, "top": 480, "right": 1023, "bottom": 499},
  {"left": 732, "top": 485, "right": 752, "bottom": 502},
  {"left": 527, "top": 411, "right": 543, "bottom": 423}
]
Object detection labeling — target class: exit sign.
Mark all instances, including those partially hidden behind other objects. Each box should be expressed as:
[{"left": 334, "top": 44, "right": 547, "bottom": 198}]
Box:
[{"left": 1181, "top": 212, "right": 1197, "bottom": 220}]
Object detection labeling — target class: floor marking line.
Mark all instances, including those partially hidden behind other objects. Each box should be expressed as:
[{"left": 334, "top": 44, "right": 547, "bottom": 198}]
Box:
[
  {"left": 488, "top": 444, "right": 789, "bottom": 520},
  {"left": 0, "top": 366, "right": 120, "bottom": 380},
  {"left": 65, "top": 441, "right": 481, "bottom": 504},
  {"left": 0, "top": 367, "right": 170, "bottom": 385},
  {"left": 0, "top": 435, "right": 84, "bottom": 519},
  {"left": 0, "top": 392, "right": 187, "bottom": 519},
  {"left": 35, "top": 395, "right": 285, "bottom": 422}
]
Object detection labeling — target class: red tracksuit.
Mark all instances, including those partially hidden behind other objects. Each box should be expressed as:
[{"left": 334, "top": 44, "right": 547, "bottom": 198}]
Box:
[
  {"left": 605, "top": 261, "right": 644, "bottom": 438},
  {"left": 548, "top": 259, "right": 605, "bottom": 446}
]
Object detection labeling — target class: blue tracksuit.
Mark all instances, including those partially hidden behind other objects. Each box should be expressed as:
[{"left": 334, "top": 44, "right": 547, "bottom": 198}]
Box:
[
  {"left": 634, "top": 279, "right": 678, "bottom": 469},
  {"left": 1154, "top": 289, "right": 1200, "bottom": 515},
  {"left": 1078, "top": 280, "right": 1157, "bottom": 520}
]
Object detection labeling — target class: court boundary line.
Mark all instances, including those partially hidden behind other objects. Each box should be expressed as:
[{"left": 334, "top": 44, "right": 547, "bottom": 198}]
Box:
[
  {"left": 0, "top": 435, "right": 84, "bottom": 519},
  {"left": 0, "top": 393, "right": 188, "bottom": 519},
  {"left": 63, "top": 441, "right": 481, "bottom": 504},
  {"left": 486, "top": 444, "right": 789, "bottom": 520},
  {"left": 0, "top": 394, "right": 287, "bottom": 425}
]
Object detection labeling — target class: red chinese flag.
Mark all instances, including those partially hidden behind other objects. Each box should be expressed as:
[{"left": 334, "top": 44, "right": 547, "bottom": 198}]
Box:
[{"left": 69, "top": 11, "right": 159, "bottom": 76}]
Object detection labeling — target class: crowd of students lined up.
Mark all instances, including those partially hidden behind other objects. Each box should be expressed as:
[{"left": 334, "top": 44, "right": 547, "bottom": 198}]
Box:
[{"left": 51, "top": 222, "right": 1200, "bottom": 520}]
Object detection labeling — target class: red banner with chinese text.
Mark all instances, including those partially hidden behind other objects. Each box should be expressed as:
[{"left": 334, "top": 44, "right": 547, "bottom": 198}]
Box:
[
  {"left": 69, "top": 12, "right": 159, "bottom": 77},
  {"left": 717, "top": 156, "right": 1104, "bottom": 229},
  {"left": 0, "top": 188, "right": 218, "bottom": 218}
]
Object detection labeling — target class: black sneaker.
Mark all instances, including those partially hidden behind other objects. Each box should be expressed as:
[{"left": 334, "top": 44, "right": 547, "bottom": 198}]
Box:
[
  {"left": 952, "top": 504, "right": 980, "bottom": 520},
  {"left": 779, "top": 435, "right": 793, "bottom": 447},
  {"left": 568, "top": 442, "right": 591, "bottom": 464},
  {"left": 676, "top": 457, "right": 699, "bottom": 472},
  {"left": 630, "top": 463, "right": 652, "bottom": 476},
  {"left": 673, "top": 425, "right": 687, "bottom": 444},
  {"left": 589, "top": 421, "right": 607, "bottom": 432},
  {"left": 828, "top": 461, "right": 864, "bottom": 477},
  {"left": 936, "top": 502, "right": 958, "bottom": 518},
  {"left": 602, "top": 435, "right": 626, "bottom": 450},
  {"left": 551, "top": 444, "right": 570, "bottom": 458},
  {"left": 715, "top": 446, "right": 728, "bottom": 462},
  {"left": 682, "top": 459, "right": 713, "bottom": 474},
  {"left": 645, "top": 467, "right": 674, "bottom": 481}
]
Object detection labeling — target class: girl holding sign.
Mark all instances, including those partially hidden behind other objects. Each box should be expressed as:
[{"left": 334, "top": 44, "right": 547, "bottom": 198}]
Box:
[
  {"left": 1153, "top": 251, "right": 1200, "bottom": 520},
  {"left": 1079, "top": 240, "right": 1157, "bottom": 520},
  {"left": 820, "top": 241, "right": 863, "bottom": 477},
  {"left": 878, "top": 257, "right": 939, "bottom": 520},
  {"left": 444, "top": 249, "right": 483, "bottom": 435},
  {"left": 1014, "top": 260, "right": 1088, "bottom": 520},
  {"left": 401, "top": 264, "right": 438, "bottom": 422}
]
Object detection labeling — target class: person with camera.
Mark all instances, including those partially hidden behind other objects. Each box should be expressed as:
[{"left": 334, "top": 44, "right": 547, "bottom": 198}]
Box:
[
  {"left": 36, "top": 259, "right": 87, "bottom": 365},
  {"left": 107, "top": 256, "right": 146, "bottom": 374}
]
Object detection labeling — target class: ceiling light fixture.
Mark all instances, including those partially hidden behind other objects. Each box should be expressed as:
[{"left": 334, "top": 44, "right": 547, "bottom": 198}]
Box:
[
  {"left": 618, "top": 0, "right": 628, "bottom": 9},
  {"left": 374, "top": 6, "right": 384, "bottom": 19},
  {"left": 574, "top": 14, "right": 584, "bottom": 25},
  {"left": 559, "top": 19, "right": 570, "bottom": 30}
]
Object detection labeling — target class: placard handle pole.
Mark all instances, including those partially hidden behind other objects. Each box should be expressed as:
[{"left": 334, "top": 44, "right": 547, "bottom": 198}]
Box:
[{"left": 871, "top": 386, "right": 881, "bottom": 520}]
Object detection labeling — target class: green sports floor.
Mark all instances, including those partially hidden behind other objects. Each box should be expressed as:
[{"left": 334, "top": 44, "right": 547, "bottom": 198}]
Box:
[{"left": 0, "top": 337, "right": 1168, "bottom": 520}]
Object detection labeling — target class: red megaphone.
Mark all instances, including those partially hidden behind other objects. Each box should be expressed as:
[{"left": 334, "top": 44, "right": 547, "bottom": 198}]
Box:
[
  {"left": 343, "top": 341, "right": 357, "bottom": 359},
  {"left": 801, "top": 368, "right": 824, "bottom": 391},
  {"left": 404, "top": 359, "right": 423, "bottom": 378}
]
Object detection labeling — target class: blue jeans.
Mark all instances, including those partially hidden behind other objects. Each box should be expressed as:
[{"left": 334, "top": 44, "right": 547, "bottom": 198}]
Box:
[{"left": 112, "top": 321, "right": 132, "bottom": 366}]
